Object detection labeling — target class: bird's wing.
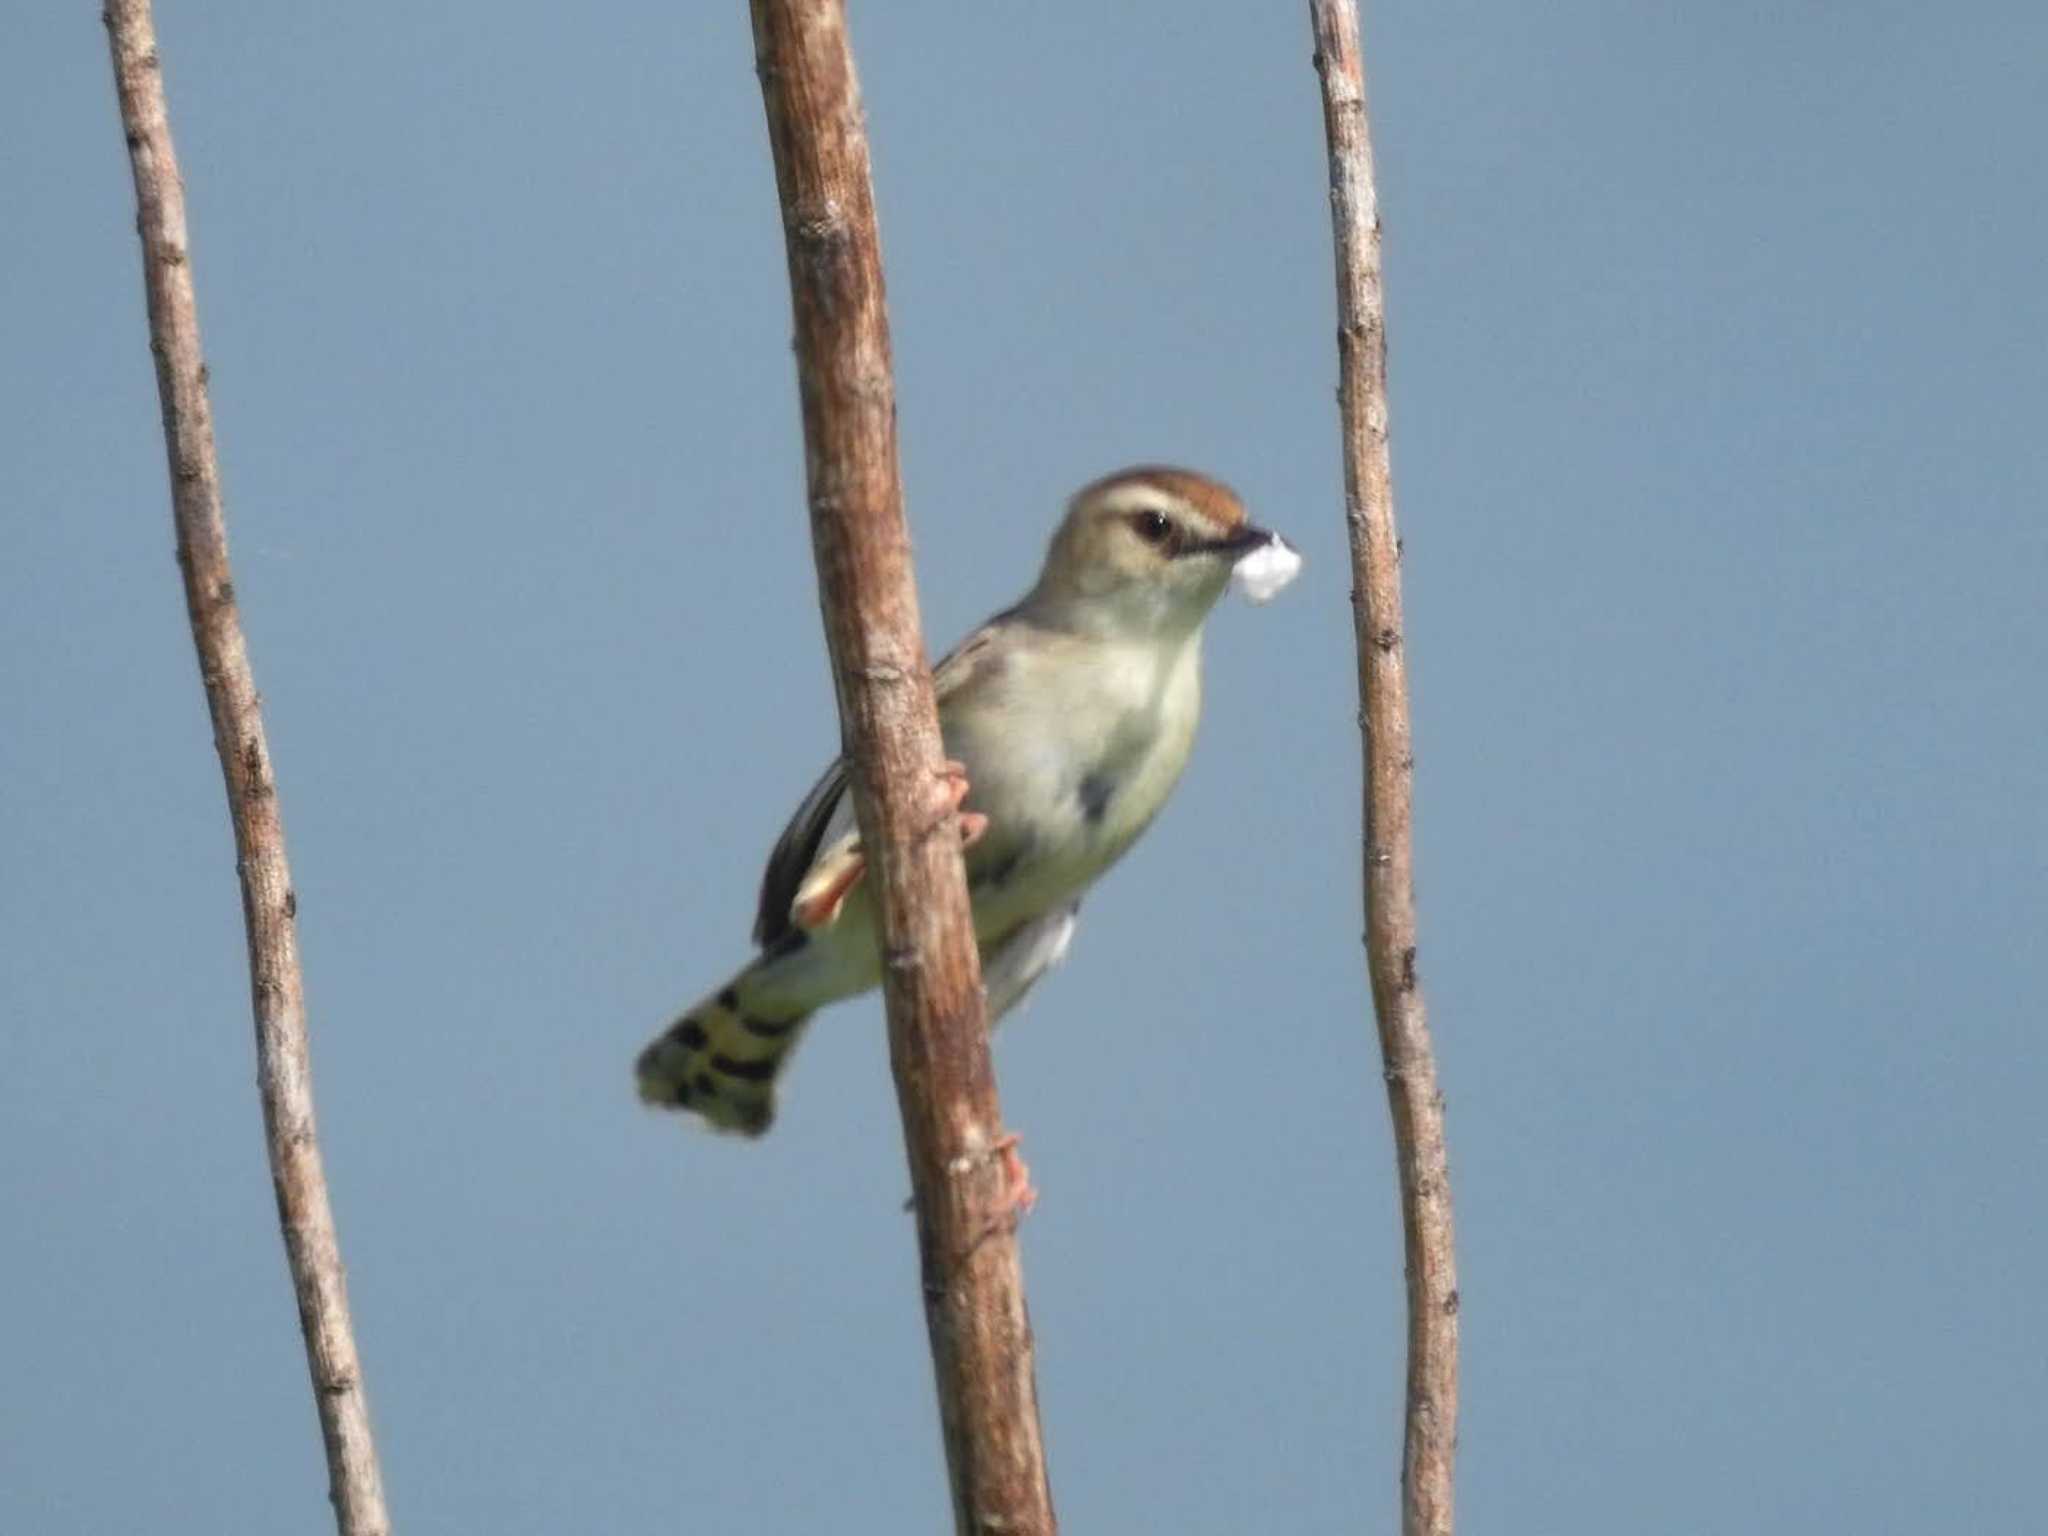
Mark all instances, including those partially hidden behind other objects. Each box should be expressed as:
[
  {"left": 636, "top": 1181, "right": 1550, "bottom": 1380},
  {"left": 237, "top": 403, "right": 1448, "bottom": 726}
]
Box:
[
  {"left": 930, "top": 612, "right": 1010, "bottom": 712},
  {"left": 752, "top": 756, "right": 851, "bottom": 948},
  {"left": 749, "top": 613, "right": 1017, "bottom": 949}
]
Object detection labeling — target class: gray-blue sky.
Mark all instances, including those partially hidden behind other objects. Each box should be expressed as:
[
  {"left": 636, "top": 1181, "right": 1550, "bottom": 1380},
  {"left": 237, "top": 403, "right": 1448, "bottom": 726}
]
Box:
[{"left": 5, "top": 2, "right": 2044, "bottom": 1531}]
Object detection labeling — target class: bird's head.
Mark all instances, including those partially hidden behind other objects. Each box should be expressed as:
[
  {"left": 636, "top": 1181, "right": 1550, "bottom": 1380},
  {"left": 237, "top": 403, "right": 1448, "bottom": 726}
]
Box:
[{"left": 1029, "top": 466, "right": 1289, "bottom": 639}]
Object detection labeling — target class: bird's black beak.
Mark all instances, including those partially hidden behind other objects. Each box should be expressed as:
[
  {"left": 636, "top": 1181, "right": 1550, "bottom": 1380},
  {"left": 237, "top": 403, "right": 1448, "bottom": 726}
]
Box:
[{"left": 1194, "top": 523, "right": 1279, "bottom": 559}]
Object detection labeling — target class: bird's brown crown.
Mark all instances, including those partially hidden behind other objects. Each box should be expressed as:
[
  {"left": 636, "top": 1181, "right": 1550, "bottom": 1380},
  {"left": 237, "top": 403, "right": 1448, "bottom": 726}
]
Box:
[{"left": 1073, "top": 465, "right": 1247, "bottom": 532}]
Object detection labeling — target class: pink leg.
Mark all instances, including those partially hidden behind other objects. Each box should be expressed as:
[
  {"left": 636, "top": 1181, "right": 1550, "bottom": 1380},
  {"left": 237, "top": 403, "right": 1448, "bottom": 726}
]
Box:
[
  {"left": 991, "top": 1132, "right": 1037, "bottom": 1219},
  {"left": 928, "top": 759, "right": 989, "bottom": 848},
  {"left": 926, "top": 758, "right": 970, "bottom": 817}
]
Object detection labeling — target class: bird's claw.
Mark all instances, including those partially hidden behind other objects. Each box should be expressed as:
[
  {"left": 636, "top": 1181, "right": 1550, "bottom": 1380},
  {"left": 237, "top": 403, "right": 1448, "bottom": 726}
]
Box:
[
  {"left": 901, "top": 1130, "right": 1037, "bottom": 1229},
  {"left": 923, "top": 760, "right": 988, "bottom": 849},
  {"left": 924, "top": 759, "right": 973, "bottom": 833},
  {"left": 990, "top": 1132, "right": 1037, "bottom": 1221}
]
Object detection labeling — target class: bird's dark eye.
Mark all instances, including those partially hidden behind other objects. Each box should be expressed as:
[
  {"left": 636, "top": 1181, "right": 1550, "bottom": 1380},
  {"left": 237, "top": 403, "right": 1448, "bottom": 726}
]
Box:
[{"left": 1132, "top": 509, "right": 1175, "bottom": 546}]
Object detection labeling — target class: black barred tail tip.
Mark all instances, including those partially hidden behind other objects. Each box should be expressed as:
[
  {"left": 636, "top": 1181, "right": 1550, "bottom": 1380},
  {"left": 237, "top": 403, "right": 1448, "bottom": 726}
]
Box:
[{"left": 634, "top": 983, "right": 810, "bottom": 1138}]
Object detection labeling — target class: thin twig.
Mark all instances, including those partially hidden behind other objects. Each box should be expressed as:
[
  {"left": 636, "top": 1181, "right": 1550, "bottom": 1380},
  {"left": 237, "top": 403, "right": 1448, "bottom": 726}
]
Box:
[
  {"left": 103, "top": 6, "right": 390, "bottom": 1533},
  {"left": 1308, "top": 5, "right": 1460, "bottom": 1534},
  {"left": 745, "top": 2, "right": 1058, "bottom": 1532}
]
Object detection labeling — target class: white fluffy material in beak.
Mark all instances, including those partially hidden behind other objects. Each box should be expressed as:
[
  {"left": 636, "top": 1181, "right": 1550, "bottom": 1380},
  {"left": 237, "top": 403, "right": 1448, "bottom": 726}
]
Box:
[{"left": 1230, "top": 533, "right": 1303, "bottom": 604}]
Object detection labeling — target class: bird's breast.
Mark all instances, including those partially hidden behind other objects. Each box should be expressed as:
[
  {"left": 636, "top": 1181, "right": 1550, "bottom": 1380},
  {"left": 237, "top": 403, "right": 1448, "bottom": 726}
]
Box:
[{"left": 951, "top": 635, "right": 1202, "bottom": 938}]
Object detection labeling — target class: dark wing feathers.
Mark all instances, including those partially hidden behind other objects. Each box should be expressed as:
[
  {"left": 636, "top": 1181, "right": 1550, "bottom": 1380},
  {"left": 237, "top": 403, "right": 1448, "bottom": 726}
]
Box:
[{"left": 752, "top": 758, "right": 849, "bottom": 949}]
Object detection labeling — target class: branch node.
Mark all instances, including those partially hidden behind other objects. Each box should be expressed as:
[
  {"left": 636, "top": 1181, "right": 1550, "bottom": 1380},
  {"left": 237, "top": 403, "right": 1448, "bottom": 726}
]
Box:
[
  {"left": 790, "top": 198, "right": 848, "bottom": 246},
  {"left": 240, "top": 736, "right": 272, "bottom": 797}
]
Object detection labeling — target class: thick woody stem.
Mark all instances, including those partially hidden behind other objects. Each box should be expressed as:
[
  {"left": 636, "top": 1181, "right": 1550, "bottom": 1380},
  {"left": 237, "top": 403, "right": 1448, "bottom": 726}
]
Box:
[
  {"left": 746, "top": 3, "right": 1058, "bottom": 1532},
  {"left": 102, "top": 4, "right": 390, "bottom": 1534},
  {"left": 1309, "top": 5, "right": 1461, "bottom": 1535}
]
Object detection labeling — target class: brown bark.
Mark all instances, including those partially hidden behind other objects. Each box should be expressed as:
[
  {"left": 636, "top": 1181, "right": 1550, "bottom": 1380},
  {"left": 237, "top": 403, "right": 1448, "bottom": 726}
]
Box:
[
  {"left": 102, "top": 5, "right": 390, "bottom": 1533},
  {"left": 1309, "top": 5, "right": 1461, "bottom": 1535},
  {"left": 746, "top": 3, "right": 1058, "bottom": 1532}
]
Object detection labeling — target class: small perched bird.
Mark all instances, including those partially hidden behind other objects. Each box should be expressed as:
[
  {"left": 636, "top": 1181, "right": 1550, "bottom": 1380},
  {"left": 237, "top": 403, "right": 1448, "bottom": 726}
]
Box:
[{"left": 636, "top": 465, "right": 1299, "bottom": 1136}]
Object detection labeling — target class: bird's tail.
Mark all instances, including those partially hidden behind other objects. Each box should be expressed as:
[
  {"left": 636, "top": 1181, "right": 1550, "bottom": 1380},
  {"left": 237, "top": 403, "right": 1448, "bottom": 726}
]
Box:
[{"left": 635, "top": 960, "right": 813, "bottom": 1136}]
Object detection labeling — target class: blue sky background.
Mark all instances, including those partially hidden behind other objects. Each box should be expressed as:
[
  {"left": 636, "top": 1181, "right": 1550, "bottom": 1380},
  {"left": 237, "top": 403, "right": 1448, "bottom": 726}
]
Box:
[{"left": 5, "top": 2, "right": 2044, "bottom": 1531}]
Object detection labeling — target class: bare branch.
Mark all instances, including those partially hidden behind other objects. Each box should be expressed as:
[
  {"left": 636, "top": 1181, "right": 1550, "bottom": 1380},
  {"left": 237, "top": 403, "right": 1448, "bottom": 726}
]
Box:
[
  {"left": 1308, "top": 5, "right": 1461, "bottom": 1534},
  {"left": 102, "top": 5, "right": 389, "bottom": 1532},
  {"left": 746, "top": 2, "right": 1058, "bottom": 1531}
]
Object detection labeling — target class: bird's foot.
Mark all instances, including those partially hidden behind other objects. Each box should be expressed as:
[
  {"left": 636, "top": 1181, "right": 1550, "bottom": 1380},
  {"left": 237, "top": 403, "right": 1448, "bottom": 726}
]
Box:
[
  {"left": 990, "top": 1132, "right": 1037, "bottom": 1221},
  {"left": 934, "top": 760, "right": 990, "bottom": 848},
  {"left": 902, "top": 1130, "right": 1038, "bottom": 1237},
  {"left": 922, "top": 758, "right": 976, "bottom": 836}
]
